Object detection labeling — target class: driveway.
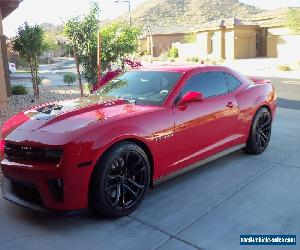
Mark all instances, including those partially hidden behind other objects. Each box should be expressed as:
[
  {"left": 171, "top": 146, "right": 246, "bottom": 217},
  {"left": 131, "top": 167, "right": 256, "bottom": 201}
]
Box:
[{"left": 0, "top": 106, "right": 299, "bottom": 250}]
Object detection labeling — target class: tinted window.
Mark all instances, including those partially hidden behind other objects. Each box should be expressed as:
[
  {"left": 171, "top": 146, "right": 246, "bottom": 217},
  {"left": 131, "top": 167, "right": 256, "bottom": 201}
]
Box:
[
  {"left": 224, "top": 73, "right": 242, "bottom": 91},
  {"left": 181, "top": 72, "right": 228, "bottom": 98},
  {"left": 96, "top": 71, "right": 181, "bottom": 105}
]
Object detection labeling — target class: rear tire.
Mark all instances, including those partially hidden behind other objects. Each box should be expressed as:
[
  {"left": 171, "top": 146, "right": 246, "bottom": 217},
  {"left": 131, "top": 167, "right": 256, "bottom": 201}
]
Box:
[
  {"left": 90, "top": 142, "right": 150, "bottom": 217},
  {"left": 244, "top": 107, "right": 272, "bottom": 154}
]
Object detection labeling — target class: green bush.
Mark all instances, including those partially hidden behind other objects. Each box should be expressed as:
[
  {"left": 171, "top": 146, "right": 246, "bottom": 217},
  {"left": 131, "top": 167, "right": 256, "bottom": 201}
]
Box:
[
  {"left": 63, "top": 73, "right": 77, "bottom": 85},
  {"left": 278, "top": 65, "right": 292, "bottom": 71},
  {"left": 139, "top": 50, "right": 150, "bottom": 56},
  {"left": 11, "top": 85, "right": 28, "bottom": 95},
  {"left": 168, "top": 47, "right": 179, "bottom": 58},
  {"left": 190, "top": 57, "right": 199, "bottom": 62}
]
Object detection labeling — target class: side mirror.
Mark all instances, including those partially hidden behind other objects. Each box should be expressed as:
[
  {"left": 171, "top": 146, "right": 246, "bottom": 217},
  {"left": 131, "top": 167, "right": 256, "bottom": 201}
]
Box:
[{"left": 177, "top": 91, "right": 204, "bottom": 107}]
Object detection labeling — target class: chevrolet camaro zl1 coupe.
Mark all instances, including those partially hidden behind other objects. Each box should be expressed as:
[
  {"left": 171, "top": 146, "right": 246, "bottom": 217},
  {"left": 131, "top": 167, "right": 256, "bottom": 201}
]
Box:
[{"left": 0, "top": 65, "right": 276, "bottom": 217}]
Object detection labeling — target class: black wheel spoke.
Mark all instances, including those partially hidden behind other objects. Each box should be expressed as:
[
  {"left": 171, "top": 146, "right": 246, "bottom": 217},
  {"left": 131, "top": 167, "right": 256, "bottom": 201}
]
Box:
[
  {"left": 254, "top": 111, "right": 272, "bottom": 150},
  {"left": 108, "top": 174, "right": 120, "bottom": 180},
  {"left": 257, "top": 135, "right": 262, "bottom": 147},
  {"left": 105, "top": 183, "right": 119, "bottom": 191},
  {"left": 261, "top": 119, "right": 271, "bottom": 129},
  {"left": 123, "top": 183, "right": 138, "bottom": 197},
  {"left": 260, "top": 131, "right": 268, "bottom": 142},
  {"left": 127, "top": 178, "right": 145, "bottom": 189},
  {"left": 104, "top": 148, "right": 147, "bottom": 211},
  {"left": 112, "top": 184, "right": 121, "bottom": 207}
]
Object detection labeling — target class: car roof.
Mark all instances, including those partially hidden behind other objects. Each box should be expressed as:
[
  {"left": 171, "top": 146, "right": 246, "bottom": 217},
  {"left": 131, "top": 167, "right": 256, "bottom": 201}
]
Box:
[{"left": 134, "top": 64, "right": 230, "bottom": 74}]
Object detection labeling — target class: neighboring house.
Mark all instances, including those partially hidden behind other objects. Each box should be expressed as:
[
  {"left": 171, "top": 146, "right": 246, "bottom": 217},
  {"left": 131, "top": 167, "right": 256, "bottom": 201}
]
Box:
[
  {"left": 0, "top": 0, "right": 22, "bottom": 108},
  {"left": 173, "top": 7, "right": 300, "bottom": 60},
  {"left": 139, "top": 26, "right": 192, "bottom": 57}
]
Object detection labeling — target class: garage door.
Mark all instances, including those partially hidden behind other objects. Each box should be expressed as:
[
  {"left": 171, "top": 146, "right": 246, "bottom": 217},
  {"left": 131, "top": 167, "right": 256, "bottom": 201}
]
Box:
[{"left": 236, "top": 36, "right": 253, "bottom": 59}]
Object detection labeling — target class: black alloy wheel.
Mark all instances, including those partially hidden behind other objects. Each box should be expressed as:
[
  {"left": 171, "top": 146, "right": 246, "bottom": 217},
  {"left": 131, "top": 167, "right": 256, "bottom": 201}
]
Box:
[
  {"left": 90, "top": 142, "right": 150, "bottom": 217},
  {"left": 245, "top": 107, "right": 272, "bottom": 154}
]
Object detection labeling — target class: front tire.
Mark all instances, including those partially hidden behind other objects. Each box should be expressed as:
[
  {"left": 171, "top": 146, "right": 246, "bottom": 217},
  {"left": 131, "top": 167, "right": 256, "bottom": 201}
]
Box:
[
  {"left": 90, "top": 142, "right": 150, "bottom": 217},
  {"left": 244, "top": 107, "right": 272, "bottom": 154}
]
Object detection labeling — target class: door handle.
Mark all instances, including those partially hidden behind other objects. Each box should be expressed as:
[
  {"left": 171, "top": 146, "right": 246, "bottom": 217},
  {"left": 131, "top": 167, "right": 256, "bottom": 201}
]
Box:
[{"left": 226, "top": 102, "right": 235, "bottom": 108}]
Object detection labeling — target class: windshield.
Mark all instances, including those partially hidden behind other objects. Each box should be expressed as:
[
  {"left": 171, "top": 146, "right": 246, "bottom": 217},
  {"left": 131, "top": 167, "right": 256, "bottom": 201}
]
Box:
[{"left": 95, "top": 71, "right": 182, "bottom": 105}]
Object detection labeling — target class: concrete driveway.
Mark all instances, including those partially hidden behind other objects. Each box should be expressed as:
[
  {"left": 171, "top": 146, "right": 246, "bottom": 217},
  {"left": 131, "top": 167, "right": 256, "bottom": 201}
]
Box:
[{"left": 0, "top": 107, "right": 299, "bottom": 250}]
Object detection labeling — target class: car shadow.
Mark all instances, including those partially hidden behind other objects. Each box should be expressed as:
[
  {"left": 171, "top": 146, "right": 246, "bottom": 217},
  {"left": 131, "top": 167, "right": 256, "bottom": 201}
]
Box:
[{"left": 277, "top": 97, "right": 300, "bottom": 110}]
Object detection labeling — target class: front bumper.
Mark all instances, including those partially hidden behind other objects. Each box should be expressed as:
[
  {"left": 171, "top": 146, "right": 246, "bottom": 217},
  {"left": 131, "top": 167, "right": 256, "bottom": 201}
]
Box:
[
  {"left": 2, "top": 176, "right": 49, "bottom": 213},
  {"left": 1, "top": 158, "right": 94, "bottom": 212}
]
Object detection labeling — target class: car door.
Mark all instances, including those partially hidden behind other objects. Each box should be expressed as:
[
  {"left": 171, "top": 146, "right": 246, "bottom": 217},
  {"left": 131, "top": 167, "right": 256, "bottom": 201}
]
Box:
[{"left": 171, "top": 71, "right": 239, "bottom": 171}]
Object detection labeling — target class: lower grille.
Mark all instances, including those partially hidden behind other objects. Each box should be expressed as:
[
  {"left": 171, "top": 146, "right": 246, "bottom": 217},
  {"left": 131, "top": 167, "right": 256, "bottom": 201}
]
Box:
[{"left": 11, "top": 180, "right": 43, "bottom": 207}]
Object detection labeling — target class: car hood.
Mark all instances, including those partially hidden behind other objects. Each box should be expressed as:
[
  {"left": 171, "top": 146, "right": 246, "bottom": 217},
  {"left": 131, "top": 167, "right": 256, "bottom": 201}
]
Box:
[{"left": 2, "top": 95, "right": 154, "bottom": 137}]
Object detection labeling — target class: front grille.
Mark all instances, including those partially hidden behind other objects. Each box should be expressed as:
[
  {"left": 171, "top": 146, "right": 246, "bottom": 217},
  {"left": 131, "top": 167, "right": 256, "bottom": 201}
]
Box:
[
  {"left": 4, "top": 143, "right": 62, "bottom": 163},
  {"left": 11, "top": 180, "right": 44, "bottom": 206}
]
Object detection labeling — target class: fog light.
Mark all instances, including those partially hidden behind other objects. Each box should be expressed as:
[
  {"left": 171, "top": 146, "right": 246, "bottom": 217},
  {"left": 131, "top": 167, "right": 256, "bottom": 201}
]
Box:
[{"left": 47, "top": 179, "right": 64, "bottom": 202}]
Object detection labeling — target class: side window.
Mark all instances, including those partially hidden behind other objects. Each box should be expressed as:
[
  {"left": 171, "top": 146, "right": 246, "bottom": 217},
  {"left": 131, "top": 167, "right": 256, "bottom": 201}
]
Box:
[
  {"left": 224, "top": 73, "right": 242, "bottom": 91},
  {"left": 181, "top": 72, "right": 228, "bottom": 98}
]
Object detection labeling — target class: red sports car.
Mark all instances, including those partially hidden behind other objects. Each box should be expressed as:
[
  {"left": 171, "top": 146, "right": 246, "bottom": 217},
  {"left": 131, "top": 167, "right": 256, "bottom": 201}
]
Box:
[{"left": 0, "top": 65, "right": 276, "bottom": 217}]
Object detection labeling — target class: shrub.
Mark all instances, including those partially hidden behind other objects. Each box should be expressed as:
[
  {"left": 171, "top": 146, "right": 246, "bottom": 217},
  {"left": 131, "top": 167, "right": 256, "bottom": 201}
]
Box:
[
  {"left": 190, "top": 57, "right": 199, "bottom": 62},
  {"left": 278, "top": 65, "right": 292, "bottom": 71},
  {"left": 139, "top": 50, "right": 150, "bottom": 56},
  {"left": 168, "top": 47, "right": 179, "bottom": 58},
  {"left": 63, "top": 73, "right": 77, "bottom": 85},
  {"left": 11, "top": 85, "right": 28, "bottom": 95}
]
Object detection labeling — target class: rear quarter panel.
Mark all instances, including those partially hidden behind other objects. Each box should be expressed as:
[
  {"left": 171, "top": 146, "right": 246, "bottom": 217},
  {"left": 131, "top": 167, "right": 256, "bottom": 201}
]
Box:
[{"left": 234, "top": 80, "right": 276, "bottom": 145}]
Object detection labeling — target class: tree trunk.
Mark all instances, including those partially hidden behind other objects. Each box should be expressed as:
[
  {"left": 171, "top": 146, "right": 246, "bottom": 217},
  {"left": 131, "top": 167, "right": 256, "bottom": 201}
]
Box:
[
  {"left": 29, "top": 57, "right": 37, "bottom": 100},
  {"left": 34, "top": 55, "right": 40, "bottom": 99},
  {"left": 73, "top": 45, "right": 84, "bottom": 97}
]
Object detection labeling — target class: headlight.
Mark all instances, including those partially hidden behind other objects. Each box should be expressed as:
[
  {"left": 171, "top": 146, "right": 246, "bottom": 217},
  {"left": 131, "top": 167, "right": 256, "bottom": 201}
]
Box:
[{"left": 4, "top": 143, "right": 63, "bottom": 164}]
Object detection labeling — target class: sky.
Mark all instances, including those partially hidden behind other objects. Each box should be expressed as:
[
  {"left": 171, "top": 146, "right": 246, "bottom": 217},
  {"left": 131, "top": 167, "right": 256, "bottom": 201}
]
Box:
[{"left": 3, "top": 0, "right": 300, "bottom": 37}]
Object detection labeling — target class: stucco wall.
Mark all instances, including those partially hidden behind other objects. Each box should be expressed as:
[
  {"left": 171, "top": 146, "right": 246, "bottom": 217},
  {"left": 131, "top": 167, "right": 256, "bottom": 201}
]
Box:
[
  {"left": 267, "top": 27, "right": 300, "bottom": 60},
  {"left": 211, "top": 30, "right": 223, "bottom": 59},
  {"left": 196, "top": 32, "right": 208, "bottom": 58},
  {"left": 172, "top": 42, "right": 201, "bottom": 58},
  {"left": 224, "top": 30, "right": 235, "bottom": 59},
  {"left": 151, "top": 34, "right": 185, "bottom": 57}
]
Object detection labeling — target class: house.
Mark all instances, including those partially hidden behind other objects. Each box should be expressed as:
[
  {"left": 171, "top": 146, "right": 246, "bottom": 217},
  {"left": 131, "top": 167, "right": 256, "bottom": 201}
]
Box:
[
  {"left": 252, "top": 7, "right": 300, "bottom": 59},
  {"left": 0, "top": 0, "right": 22, "bottom": 108},
  {"left": 173, "top": 7, "right": 300, "bottom": 60},
  {"left": 139, "top": 25, "right": 192, "bottom": 57}
]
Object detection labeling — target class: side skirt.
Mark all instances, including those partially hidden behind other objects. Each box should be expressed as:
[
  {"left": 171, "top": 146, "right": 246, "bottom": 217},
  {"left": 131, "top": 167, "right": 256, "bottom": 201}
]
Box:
[{"left": 153, "top": 143, "right": 246, "bottom": 186}]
